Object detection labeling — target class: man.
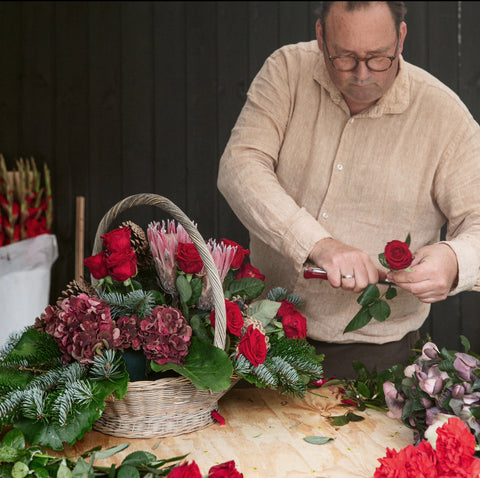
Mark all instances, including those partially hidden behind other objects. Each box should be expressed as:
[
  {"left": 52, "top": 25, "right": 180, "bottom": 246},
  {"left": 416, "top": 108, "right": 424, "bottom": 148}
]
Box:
[{"left": 217, "top": 1, "right": 480, "bottom": 377}]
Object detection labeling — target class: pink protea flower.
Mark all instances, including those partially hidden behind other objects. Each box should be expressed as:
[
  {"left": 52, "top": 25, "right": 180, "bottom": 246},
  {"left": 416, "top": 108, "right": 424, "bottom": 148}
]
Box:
[
  {"left": 43, "top": 294, "right": 119, "bottom": 365},
  {"left": 148, "top": 220, "right": 193, "bottom": 294},
  {"left": 197, "top": 240, "right": 237, "bottom": 310},
  {"left": 139, "top": 305, "right": 192, "bottom": 366}
]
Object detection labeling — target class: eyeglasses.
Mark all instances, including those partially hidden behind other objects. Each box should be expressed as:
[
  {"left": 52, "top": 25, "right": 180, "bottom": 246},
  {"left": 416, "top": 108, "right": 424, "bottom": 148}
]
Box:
[{"left": 323, "top": 36, "right": 399, "bottom": 72}]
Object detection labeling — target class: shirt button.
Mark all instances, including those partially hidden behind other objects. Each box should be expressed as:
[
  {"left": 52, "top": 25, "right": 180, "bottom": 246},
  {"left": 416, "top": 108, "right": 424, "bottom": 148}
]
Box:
[
  {"left": 322, "top": 212, "right": 329, "bottom": 219},
  {"left": 337, "top": 164, "right": 343, "bottom": 170},
  {"left": 350, "top": 118, "right": 355, "bottom": 124}
]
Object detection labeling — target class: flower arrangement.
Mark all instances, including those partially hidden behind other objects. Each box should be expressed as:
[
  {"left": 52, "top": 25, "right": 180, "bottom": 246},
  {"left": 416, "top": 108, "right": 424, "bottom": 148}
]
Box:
[
  {"left": 0, "top": 154, "right": 53, "bottom": 246},
  {"left": 383, "top": 337, "right": 480, "bottom": 447},
  {"left": 374, "top": 416, "right": 480, "bottom": 477},
  {"left": 0, "top": 218, "right": 323, "bottom": 450},
  {"left": 344, "top": 235, "right": 414, "bottom": 333}
]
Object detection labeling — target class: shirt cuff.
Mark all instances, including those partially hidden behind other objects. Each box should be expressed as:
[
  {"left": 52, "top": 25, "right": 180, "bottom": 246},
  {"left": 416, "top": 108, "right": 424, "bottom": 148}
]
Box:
[{"left": 440, "top": 239, "right": 480, "bottom": 294}]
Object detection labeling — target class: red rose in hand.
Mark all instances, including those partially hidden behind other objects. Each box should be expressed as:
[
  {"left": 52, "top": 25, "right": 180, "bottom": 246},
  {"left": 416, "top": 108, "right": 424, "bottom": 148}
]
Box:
[
  {"left": 168, "top": 461, "right": 202, "bottom": 478},
  {"left": 235, "top": 263, "right": 265, "bottom": 281},
  {"left": 101, "top": 227, "right": 132, "bottom": 253},
  {"left": 237, "top": 324, "right": 267, "bottom": 367},
  {"left": 84, "top": 251, "right": 108, "bottom": 279},
  {"left": 384, "top": 240, "right": 413, "bottom": 271},
  {"left": 176, "top": 242, "right": 203, "bottom": 274},
  {"left": 282, "top": 310, "right": 307, "bottom": 340},
  {"left": 208, "top": 460, "right": 243, "bottom": 477},
  {"left": 210, "top": 299, "right": 244, "bottom": 337},
  {"left": 106, "top": 248, "right": 137, "bottom": 282},
  {"left": 220, "top": 238, "right": 249, "bottom": 269}
]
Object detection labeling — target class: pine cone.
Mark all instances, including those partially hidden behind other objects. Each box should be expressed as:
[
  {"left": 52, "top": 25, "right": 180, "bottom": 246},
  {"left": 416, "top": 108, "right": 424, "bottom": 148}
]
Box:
[
  {"left": 120, "top": 220, "right": 153, "bottom": 270},
  {"left": 58, "top": 278, "right": 96, "bottom": 302}
]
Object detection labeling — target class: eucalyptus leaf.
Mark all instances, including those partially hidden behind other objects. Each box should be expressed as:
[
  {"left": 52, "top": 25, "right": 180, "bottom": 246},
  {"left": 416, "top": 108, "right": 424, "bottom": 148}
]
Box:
[
  {"left": 303, "top": 436, "right": 334, "bottom": 445},
  {"left": 12, "top": 462, "right": 29, "bottom": 478},
  {"left": 93, "top": 443, "right": 130, "bottom": 460},
  {"left": 0, "top": 445, "right": 23, "bottom": 463},
  {"left": 121, "top": 450, "right": 158, "bottom": 466},
  {"left": 248, "top": 300, "right": 281, "bottom": 329},
  {"left": 1, "top": 429, "right": 25, "bottom": 450},
  {"left": 57, "top": 463, "right": 73, "bottom": 478},
  {"left": 187, "top": 277, "right": 203, "bottom": 306},
  {"left": 370, "top": 299, "right": 390, "bottom": 322},
  {"left": 357, "top": 284, "right": 380, "bottom": 306},
  {"left": 343, "top": 308, "right": 372, "bottom": 333}
]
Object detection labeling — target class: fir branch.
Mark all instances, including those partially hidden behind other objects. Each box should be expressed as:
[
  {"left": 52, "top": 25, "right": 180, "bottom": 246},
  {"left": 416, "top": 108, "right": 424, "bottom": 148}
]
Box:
[
  {"left": 21, "top": 388, "right": 47, "bottom": 421},
  {"left": 89, "top": 350, "right": 124, "bottom": 382},
  {"left": 51, "top": 388, "right": 76, "bottom": 427},
  {"left": 268, "top": 355, "right": 304, "bottom": 395},
  {"left": 99, "top": 289, "right": 156, "bottom": 318},
  {"left": 0, "top": 390, "right": 24, "bottom": 424}
]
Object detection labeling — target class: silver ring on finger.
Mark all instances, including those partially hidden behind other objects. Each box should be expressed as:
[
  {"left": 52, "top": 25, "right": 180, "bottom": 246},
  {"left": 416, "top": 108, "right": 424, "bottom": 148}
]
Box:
[{"left": 341, "top": 274, "right": 355, "bottom": 279}]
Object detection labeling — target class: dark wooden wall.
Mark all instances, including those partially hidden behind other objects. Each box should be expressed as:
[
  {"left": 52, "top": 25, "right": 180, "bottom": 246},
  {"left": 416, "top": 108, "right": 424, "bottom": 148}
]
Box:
[{"left": 1, "top": 1, "right": 479, "bottom": 351}]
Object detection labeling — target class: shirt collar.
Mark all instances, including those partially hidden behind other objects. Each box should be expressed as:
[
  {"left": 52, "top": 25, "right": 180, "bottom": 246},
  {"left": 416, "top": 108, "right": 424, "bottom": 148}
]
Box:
[{"left": 313, "top": 51, "right": 410, "bottom": 117}]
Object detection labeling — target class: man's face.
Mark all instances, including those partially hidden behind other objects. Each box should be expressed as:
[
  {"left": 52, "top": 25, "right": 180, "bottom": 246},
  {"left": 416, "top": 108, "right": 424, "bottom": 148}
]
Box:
[{"left": 316, "top": 2, "right": 407, "bottom": 115}]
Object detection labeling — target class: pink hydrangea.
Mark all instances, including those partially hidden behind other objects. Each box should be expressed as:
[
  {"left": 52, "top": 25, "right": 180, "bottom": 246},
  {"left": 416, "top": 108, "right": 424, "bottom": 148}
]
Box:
[
  {"left": 43, "top": 294, "right": 120, "bottom": 365},
  {"left": 116, "top": 315, "right": 143, "bottom": 350},
  {"left": 140, "top": 305, "right": 192, "bottom": 366}
]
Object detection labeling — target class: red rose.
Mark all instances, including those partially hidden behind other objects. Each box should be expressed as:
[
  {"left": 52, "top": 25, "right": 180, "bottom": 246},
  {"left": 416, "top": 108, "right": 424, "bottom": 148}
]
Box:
[
  {"left": 168, "top": 461, "right": 202, "bottom": 478},
  {"left": 384, "top": 240, "right": 413, "bottom": 271},
  {"left": 436, "top": 417, "right": 480, "bottom": 477},
  {"left": 176, "top": 242, "right": 203, "bottom": 274},
  {"left": 101, "top": 227, "right": 132, "bottom": 253},
  {"left": 84, "top": 251, "right": 109, "bottom": 279},
  {"left": 210, "top": 299, "right": 244, "bottom": 337},
  {"left": 276, "top": 299, "right": 296, "bottom": 318},
  {"left": 235, "top": 263, "right": 265, "bottom": 281},
  {"left": 25, "top": 216, "right": 48, "bottom": 238},
  {"left": 208, "top": 460, "right": 243, "bottom": 478},
  {"left": 106, "top": 248, "right": 137, "bottom": 282},
  {"left": 236, "top": 324, "right": 267, "bottom": 367},
  {"left": 282, "top": 310, "right": 307, "bottom": 340},
  {"left": 220, "top": 238, "right": 249, "bottom": 269}
]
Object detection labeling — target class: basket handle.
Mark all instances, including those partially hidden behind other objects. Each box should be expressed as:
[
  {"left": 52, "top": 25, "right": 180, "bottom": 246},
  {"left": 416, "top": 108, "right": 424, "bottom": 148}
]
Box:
[{"left": 91, "top": 193, "right": 227, "bottom": 350}]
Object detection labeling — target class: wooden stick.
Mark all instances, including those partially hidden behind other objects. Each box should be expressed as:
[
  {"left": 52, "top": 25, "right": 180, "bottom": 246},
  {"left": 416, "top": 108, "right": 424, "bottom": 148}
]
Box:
[{"left": 75, "top": 196, "right": 85, "bottom": 282}]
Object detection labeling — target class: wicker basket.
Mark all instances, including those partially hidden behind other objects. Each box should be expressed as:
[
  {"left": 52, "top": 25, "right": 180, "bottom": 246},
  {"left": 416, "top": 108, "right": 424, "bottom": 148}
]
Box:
[{"left": 91, "top": 193, "right": 235, "bottom": 438}]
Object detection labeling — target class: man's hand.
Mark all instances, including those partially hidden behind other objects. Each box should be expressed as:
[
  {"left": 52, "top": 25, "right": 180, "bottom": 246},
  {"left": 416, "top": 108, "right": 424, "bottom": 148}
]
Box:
[
  {"left": 309, "top": 238, "right": 381, "bottom": 292},
  {"left": 386, "top": 243, "right": 458, "bottom": 303}
]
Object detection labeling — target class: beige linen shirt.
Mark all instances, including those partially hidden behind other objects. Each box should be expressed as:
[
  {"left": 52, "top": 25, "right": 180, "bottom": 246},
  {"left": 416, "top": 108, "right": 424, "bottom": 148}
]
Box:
[{"left": 218, "top": 40, "right": 480, "bottom": 344}]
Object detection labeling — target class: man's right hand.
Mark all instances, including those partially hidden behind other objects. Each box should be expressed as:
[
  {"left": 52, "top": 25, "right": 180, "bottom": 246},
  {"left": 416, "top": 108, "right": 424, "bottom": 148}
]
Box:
[{"left": 308, "top": 238, "right": 381, "bottom": 292}]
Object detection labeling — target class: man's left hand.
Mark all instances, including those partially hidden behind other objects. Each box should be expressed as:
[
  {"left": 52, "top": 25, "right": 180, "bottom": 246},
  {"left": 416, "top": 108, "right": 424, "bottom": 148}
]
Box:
[{"left": 386, "top": 243, "right": 458, "bottom": 303}]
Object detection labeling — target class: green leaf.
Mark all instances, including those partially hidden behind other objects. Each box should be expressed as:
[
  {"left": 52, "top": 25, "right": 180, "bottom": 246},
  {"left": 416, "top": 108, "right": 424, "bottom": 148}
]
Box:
[
  {"left": 329, "top": 415, "right": 350, "bottom": 426},
  {"left": 121, "top": 450, "right": 157, "bottom": 466},
  {"left": 356, "top": 381, "right": 371, "bottom": 399},
  {"left": 303, "top": 436, "right": 334, "bottom": 445},
  {"left": 357, "top": 284, "right": 380, "bottom": 306},
  {"left": 176, "top": 275, "right": 192, "bottom": 304},
  {"left": 378, "top": 253, "right": 390, "bottom": 269},
  {"left": 190, "top": 315, "right": 211, "bottom": 341},
  {"left": 0, "top": 445, "right": 23, "bottom": 463},
  {"left": 228, "top": 278, "right": 265, "bottom": 301},
  {"left": 117, "top": 465, "right": 141, "bottom": 478},
  {"left": 370, "top": 300, "right": 391, "bottom": 322},
  {"left": 151, "top": 337, "right": 233, "bottom": 391},
  {"left": 57, "top": 463, "right": 73, "bottom": 478},
  {"left": 187, "top": 278, "right": 203, "bottom": 306},
  {"left": 346, "top": 411, "right": 364, "bottom": 422},
  {"left": 343, "top": 308, "right": 372, "bottom": 333},
  {"left": 385, "top": 285, "right": 397, "bottom": 300},
  {"left": 149, "top": 290, "right": 166, "bottom": 306},
  {"left": 72, "top": 458, "right": 91, "bottom": 477},
  {"left": 248, "top": 300, "right": 281, "bottom": 329},
  {"left": 94, "top": 443, "right": 130, "bottom": 460},
  {"left": 1, "top": 429, "right": 25, "bottom": 450},
  {"left": 460, "top": 335, "right": 471, "bottom": 354},
  {"left": 405, "top": 233, "right": 411, "bottom": 246},
  {"left": 12, "top": 462, "right": 29, "bottom": 478}
]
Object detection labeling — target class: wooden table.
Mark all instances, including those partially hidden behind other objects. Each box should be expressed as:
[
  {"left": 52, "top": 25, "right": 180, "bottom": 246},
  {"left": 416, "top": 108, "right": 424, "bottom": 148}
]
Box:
[{"left": 59, "top": 385, "right": 413, "bottom": 478}]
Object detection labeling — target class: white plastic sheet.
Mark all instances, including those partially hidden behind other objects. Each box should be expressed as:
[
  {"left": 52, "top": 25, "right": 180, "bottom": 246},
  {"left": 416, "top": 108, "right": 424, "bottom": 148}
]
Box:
[{"left": 0, "top": 234, "right": 58, "bottom": 345}]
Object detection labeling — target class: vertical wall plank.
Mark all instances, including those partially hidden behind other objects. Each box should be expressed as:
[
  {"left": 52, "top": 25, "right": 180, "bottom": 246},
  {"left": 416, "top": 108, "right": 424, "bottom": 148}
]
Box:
[
  {"left": 53, "top": 2, "right": 90, "bottom": 292},
  {"left": 278, "top": 1, "right": 314, "bottom": 45},
  {"left": 217, "top": 1, "right": 250, "bottom": 244},
  {"left": 87, "top": 2, "right": 122, "bottom": 249},
  {"left": 0, "top": 2, "right": 21, "bottom": 158},
  {"left": 185, "top": 1, "right": 218, "bottom": 238},
  {"left": 153, "top": 2, "right": 187, "bottom": 211},
  {"left": 120, "top": 2, "right": 155, "bottom": 227}
]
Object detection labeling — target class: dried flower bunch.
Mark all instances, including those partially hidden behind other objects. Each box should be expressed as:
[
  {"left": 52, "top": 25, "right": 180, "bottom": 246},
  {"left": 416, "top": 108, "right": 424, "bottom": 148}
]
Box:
[{"left": 0, "top": 154, "right": 53, "bottom": 246}]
